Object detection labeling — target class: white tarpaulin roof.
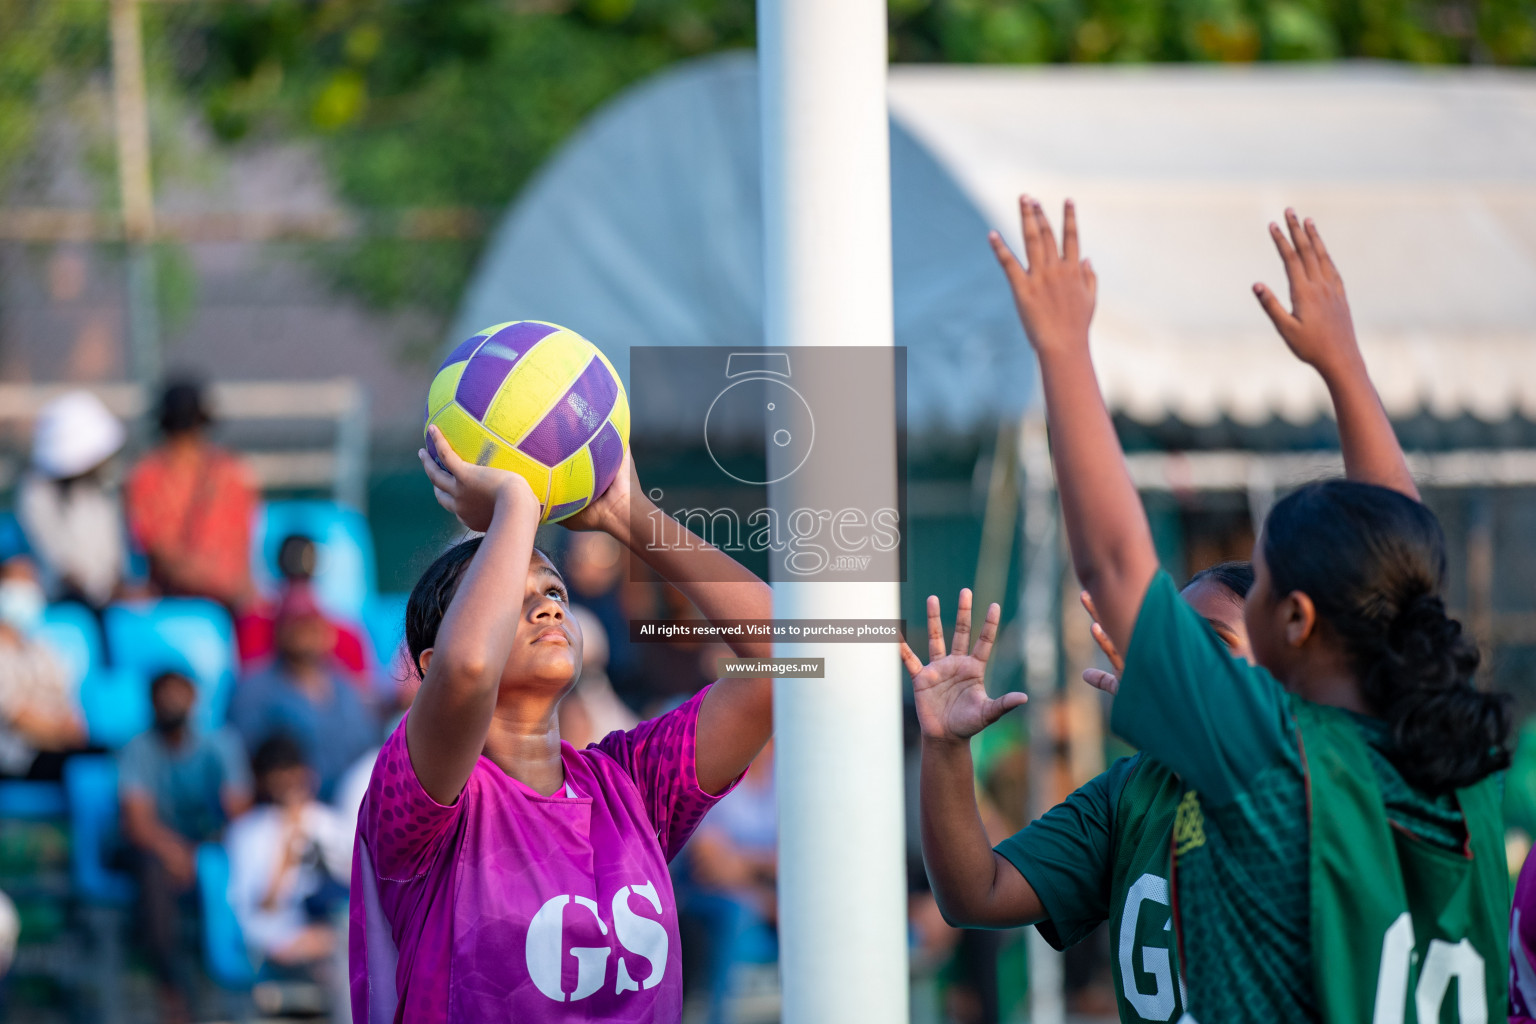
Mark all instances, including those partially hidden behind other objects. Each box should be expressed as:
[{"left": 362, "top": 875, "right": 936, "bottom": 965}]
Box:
[
  {"left": 888, "top": 63, "right": 1536, "bottom": 426},
  {"left": 452, "top": 55, "right": 1536, "bottom": 429}
]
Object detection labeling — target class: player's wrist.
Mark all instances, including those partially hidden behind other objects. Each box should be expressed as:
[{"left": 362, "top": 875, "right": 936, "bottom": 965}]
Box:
[
  {"left": 603, "top": 489, "right": 654, "bottom": 551},
  {"left": 920, "top": 726, "right": 972, "bottom": 748},
  {"left": 494, "top": 477, "right": 540, "bottom": 523},
  {"left": 1308, "top": 339, "right": 1367, "bottom": 383}
]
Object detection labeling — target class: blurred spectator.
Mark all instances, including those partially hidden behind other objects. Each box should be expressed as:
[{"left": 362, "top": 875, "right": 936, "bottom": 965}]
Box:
[
  {"left": 226, "top": 735, "right": 351, "bottom": 1013},
  {"left": 235, "top": 534, "right": 372, "bottom": 687},
  {"left": 563, "top": 532, "right": 642, "bottom": 693},
  {"left": 678, "top": 740, "right": 778, "bottom": 1024},
  {"left": 228, "top": 585, "right": 377, "bottom": 801},
  {"left": 557, "top": 605, "right": 639, "bottom": 748},
  {"left": 119, "top": 671, "right": 253, "bottom": 1023},
  {"left": 125, "top": 380, "right": 258, "bottom": 612},
  {"left": 16, "top": 390, "right": 127, "bottom": 608},
  {"left": 637, "top": 583, "right": 717, "bottom": 710},
  {"left": 0, "top": 552, "right": 86, "bottom": 780}
]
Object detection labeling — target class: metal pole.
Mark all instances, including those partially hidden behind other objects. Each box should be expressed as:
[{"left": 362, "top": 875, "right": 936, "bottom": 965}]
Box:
[
  {"left": 1019, "top": 414, "right": 1065, "bottom": 1024},
  {"left": 759, "top": 1, "right": 910, "bottom": 1021},
  {"left": 110, "top": 0, "right": 161, "bottom": 398}
]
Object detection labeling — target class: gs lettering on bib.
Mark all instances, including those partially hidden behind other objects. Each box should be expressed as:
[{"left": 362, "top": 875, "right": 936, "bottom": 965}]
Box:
[
  {"left": 525, "top": 882, "right": 670, "bottom": 1002},
  {"left": 1108, "top": 760, "right": 1189, "bottom": 1024}
]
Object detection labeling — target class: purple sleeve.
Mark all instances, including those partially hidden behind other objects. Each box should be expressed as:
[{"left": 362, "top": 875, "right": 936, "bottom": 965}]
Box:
[
  {"left": 594, "top": 686, "right": 738, "bottom": 860},
  {"left": 358, "top": 717, "right": 464, "bottom": 882},
  {"left": 1513, "top": 851, "right": 1536, "bottom": 1018}
]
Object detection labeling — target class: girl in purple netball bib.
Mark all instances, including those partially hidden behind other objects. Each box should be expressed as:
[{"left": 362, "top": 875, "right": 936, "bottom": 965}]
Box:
[{"left": 350, "top": 425, "right": 773, "bottom": 1023}]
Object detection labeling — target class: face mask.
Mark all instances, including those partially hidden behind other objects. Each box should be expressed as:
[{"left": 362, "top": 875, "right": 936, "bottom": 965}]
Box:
[
  {"left": 0, "top": 581, "right": 45, "bottom": 635},
  {"left": 154, "top": 710, "right": 189, "bottom": 735}
]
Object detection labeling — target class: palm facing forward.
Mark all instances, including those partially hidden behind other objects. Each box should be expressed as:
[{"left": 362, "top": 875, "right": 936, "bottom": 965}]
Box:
[{"left": 902, "top": 589, "right": 1027, "bottom": 742}]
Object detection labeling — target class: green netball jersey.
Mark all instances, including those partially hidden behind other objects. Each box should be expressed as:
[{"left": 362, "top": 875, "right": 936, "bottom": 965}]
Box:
[
  {"left": 1297, "top": 698, "right": 1507, "bottom": 1024},
  {"left": 1112, "top": 570, "right": 1503, "bottom": 1024},
  {"left": 995, "top": 754, "right": 1188, "bottom": 1024}
]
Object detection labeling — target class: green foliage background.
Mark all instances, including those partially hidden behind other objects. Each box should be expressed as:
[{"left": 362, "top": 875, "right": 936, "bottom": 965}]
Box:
[{"left": 3, "top": 0, "right": 1533, "bottom": 354}]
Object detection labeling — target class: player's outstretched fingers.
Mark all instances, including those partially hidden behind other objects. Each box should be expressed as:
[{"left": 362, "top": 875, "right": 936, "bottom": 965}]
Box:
[
  {"left": 1253, "top": 282, "right": 1296, "bottom": 334},
  {"left": 899, "top": 641, "right": 925, "bottom": 679},
  {"left": 1285, "top": 208, "right": 1320, "bottom": 278},
  {"left": 1032, "top": 199, "right": 1059, "bottom": 262},
  {"left": 1303, "top": 218, "right": 1342, "bottom": 286},
  {"left": 1062, "top": 199, "right": 1080, "bottom": 264},
  {"left": 1082, "top": 667, "right": 1120, "bottom": 695},
  {"left": 989, "top": 231, "right": 1027, "bottom": 286},
  {"left": 952, "top": 588, "right": 973, "bottom": 657},
  {"left": 1269, "top": 221, "right": 1302, "bottom": 281},
  {"left": 983, "top": 692, "right": 1029, "bottom": 726},
  {"left": 1019, "top": 195, "right": 1047, "bottom": 269},
  {"left": 1089, "top": 620, "right": 1125, "bottom": 673},
  {"left": 971, "top": 602, "right": 1002, "bottom": 665},
  {"left": 926, "top": 594, "right": 946, "bottom": 662}
]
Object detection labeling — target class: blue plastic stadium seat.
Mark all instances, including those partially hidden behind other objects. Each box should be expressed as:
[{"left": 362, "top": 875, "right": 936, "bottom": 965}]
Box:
[
  {"left": 0, "top": 780, "right": 66, "bottom": 819},
  {"left": 78, "top": 666, "right": 153, "bottom": 749},
  {"left": 252, "top": 500, "right": 377, "bottom": 623},
  {"left": 104, "top": 600, "right": 237, "bottom": 732},
  {"left": 362, "top": 591, "right": 411, "bottom": 670},
  {"left": 63, "top": 755, "right": 134, "bottom": 907},
  {"left": 36, "top": 602, "right": 103, "bottom": 685},
  {"left": 196, "top": 843, "right": 257, "bottom": 989}
]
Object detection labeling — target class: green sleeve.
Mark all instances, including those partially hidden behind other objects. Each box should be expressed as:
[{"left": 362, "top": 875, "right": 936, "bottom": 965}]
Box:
[
  {"left": 1111, "top": 570, "right": 1293, "bottom": 806},
  {"left": 993, "top": 755, "right": 1141, "bottom": 949}
]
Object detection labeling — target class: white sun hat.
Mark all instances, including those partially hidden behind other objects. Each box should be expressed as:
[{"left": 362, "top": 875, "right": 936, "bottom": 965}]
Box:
[{"left": 31, "top": 390, "right": 127, "bottom": 480}]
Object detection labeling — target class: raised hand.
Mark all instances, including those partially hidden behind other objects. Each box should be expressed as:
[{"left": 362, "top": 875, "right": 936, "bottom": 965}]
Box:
[
  {"left": 561, "top": 445, "right": 635, "bottom": 537},
  {"left": 1079, "top": 590, "right": 1123, "bottom": 695},
  {"left": 419, "top": 424, "right": 539, "bottom": 533},
  {"left": 901, "top": 589, "right": 1026, "bottom": 742},
  {"left": 1253, "top": 209, "right": 1361, "bottom": 375},
  {"left": 989, "top": 196, "right": 1097, "bottom": 358}
]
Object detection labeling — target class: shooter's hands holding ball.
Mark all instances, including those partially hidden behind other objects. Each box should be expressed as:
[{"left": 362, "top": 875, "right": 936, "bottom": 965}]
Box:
[
  {"left": 902, "top": 589, "right": 1027, "bottom": 743},
  {"left": 560, "top": 445, "right": 638, "bottom": 538},
  {"left": 419, "top": 424, "right": 540, "bottom": 533}
]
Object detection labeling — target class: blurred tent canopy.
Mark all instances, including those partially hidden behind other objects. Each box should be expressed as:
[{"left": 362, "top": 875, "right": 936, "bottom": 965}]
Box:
[{"left": 451, "top": 54, "right": 1536, "bottom": 434}]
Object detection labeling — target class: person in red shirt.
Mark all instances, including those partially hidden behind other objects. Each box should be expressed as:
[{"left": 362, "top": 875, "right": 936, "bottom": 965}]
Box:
[
  {"left": 125, "top": 380, "right": 258, "bottom": 612},
  {"left": 236, "top": 534, "right": 372, "bottom": 692}
]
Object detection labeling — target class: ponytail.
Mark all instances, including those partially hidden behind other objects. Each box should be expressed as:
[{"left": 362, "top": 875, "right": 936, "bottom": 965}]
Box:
[
  {"left": 1363, "top": 592, "right": 1509, "bottom": 793},
  {"left": 1263, "top": 481, "right": 1510, "bottom": 794}
]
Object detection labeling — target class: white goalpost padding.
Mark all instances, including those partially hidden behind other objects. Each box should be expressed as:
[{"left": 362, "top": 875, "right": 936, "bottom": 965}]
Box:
[{"left": 759, "top": 1, "right": 911, "bottom": 1022}]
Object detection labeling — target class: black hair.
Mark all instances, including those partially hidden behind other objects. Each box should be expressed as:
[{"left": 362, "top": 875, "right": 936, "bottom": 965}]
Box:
[
  {"left": 251, "top": 734, "right": 310, "bottom": 803},
  {"left": 157, "top": 380, "right": 211, "bottom": 435},
  {"left": 277, "top": 534, "right": 318, "bottom": 580},
  {"left": 404, "top": 537, "right": 479, "bottom": 679},
  {"left": 149, "top": 670, "right": 194, "bottom": 700},
  {"left": 252, "top": 734, "right": 308, "bottom": 777},
  {"left": 1185, "top": 560, "right": 1254, "bottom": 601},
  {"left": 1262, "top": 480, "right": 1509, "bottom": 793}
]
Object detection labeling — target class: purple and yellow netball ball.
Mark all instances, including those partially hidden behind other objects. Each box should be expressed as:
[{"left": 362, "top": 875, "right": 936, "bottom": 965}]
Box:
[{"left": 425, "top": 321, "right": 629, "bottom": 524}]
